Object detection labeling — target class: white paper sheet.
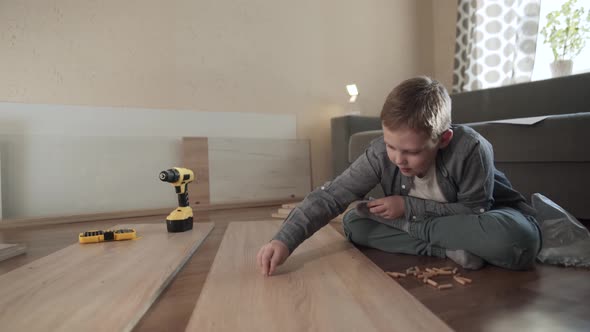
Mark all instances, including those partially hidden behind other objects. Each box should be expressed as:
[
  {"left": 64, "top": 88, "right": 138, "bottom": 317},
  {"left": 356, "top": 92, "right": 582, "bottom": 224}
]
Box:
[{"left": 488, "top": 116, "right": 549, "bottom": 125}]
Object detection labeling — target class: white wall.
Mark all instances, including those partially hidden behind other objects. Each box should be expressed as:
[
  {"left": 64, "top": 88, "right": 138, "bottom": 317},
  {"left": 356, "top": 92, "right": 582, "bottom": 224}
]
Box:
[
  {"left": 0, "top": 1, "right": 462, "bottom": 219},
  {"left": 0, "top": 156, "right": 2, "bottom": 218},
  {"left": 0, "top": 103, "right": 295, "bottom": 219},
  {"left": 0, "top": 0, "right": 443, "bottom": 191},
  {"left": 433, "top": 0, "right": 460, "bottom": 90}
]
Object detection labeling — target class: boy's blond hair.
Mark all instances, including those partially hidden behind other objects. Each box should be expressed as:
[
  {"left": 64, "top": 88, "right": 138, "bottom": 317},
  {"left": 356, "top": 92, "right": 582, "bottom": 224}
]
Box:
[{"left": 380, "top": 76, "right": 451, "bottom": 139}]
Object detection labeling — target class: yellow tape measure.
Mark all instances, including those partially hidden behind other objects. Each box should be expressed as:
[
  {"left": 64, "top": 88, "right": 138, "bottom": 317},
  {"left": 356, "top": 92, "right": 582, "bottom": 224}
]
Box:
[{"left": 79, "top": 228, "right": 137, "bottom": 244}]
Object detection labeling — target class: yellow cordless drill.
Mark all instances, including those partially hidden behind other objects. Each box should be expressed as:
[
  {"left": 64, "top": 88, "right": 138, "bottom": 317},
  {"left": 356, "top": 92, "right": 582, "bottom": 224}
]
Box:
[{"left": 159, "top": 167, "right": 195, "bottom": 232}]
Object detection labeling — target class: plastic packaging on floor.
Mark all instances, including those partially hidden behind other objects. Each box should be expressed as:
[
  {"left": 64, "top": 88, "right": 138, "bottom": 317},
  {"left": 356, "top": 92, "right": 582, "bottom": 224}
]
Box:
[{"left": 533, "top": 193, "right": 590, "bottom": 268}]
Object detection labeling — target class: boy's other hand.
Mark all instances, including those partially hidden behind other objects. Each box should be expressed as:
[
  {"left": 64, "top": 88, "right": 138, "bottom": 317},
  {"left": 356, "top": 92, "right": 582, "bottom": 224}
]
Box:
[
  {"left": 367, "top": 196, "right": 405, "bottom": 219},
  {"left": 257, "top": 240, "right": 289, "bottom": 277}
]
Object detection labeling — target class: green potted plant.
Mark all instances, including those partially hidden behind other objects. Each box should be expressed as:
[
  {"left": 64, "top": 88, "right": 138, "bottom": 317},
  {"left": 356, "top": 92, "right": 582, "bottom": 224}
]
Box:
[{"left": 540, "top": 0, "right": 590, "bottom": 77}]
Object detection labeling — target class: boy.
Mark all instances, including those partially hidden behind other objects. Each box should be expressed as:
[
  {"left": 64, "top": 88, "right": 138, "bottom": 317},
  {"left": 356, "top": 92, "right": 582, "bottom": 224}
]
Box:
[{"left": 257, "top": 76, "right": 541, "bottom": 276}]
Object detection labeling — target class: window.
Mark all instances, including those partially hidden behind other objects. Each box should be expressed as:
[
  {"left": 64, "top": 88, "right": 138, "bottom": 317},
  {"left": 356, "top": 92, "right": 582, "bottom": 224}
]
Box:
[{"left": 531, "top": 0, "right": 590, "bottom": 81}]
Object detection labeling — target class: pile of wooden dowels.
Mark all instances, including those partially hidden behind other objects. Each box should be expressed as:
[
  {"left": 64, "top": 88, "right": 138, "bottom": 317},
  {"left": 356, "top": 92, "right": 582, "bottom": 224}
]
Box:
[
  {"left": 385, "top": 266, "right": 472, "bottom": 290},
  {"left": 271, "top": 202, "right": 298, "bottom": 219}
]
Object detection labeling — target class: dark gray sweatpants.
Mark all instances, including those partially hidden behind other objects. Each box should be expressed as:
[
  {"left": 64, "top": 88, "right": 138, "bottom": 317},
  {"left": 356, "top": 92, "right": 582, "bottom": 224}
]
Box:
[{"left": 342, "top": 207, "right": 541, "bottom": 270}]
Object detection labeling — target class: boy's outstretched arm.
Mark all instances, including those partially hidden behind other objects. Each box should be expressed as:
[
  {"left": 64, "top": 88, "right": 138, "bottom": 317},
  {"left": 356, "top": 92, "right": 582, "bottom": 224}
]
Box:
[{"left": 257, "top": 144, "right": 384, "bottom": 276}]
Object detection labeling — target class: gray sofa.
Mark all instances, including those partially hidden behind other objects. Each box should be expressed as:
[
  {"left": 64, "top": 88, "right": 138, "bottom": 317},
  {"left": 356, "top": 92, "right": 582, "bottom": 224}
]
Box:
[{"left": 331, "top": 73, "right": 590, "bottom": 219}]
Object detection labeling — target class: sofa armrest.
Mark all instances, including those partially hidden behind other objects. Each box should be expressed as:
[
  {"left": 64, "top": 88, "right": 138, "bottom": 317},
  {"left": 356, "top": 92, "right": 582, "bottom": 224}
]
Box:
[
  {"left": 331, "top": 115, "right": 381, "bottom": 176},
  {"left": 349, "top": 130, "right": 384, "bottom": 163}
]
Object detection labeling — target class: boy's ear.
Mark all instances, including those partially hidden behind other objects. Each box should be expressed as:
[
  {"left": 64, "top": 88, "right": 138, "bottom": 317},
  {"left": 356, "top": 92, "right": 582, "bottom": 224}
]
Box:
[{"left": 438, "top": 129, "right": 453, "bottom": 148}]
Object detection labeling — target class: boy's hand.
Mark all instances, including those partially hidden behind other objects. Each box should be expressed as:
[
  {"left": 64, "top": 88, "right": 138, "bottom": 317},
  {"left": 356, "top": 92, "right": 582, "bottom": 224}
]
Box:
[
  {"left": 257, "top": 240, "right": 289, "bottom": 277},
  {"left": 367, "top": 196, "right": 405, "bottom": 219}
]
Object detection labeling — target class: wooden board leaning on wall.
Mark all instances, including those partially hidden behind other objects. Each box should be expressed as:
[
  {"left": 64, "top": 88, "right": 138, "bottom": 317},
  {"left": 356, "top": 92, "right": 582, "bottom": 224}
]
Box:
[{"left": 183, "top": 137, "right": 312, "bottom": 206}]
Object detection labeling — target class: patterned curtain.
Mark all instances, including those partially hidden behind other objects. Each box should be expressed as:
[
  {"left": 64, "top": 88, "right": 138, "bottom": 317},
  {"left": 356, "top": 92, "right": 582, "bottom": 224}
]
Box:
[{"left": 452, "top": 0, "right": 541, "bottom": 93}]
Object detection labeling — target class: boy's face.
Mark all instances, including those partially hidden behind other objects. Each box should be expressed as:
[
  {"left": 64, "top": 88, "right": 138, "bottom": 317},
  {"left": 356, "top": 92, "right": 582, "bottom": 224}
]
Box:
[{"left": 382, "top": 124, "right": 452, "bottom": 178}]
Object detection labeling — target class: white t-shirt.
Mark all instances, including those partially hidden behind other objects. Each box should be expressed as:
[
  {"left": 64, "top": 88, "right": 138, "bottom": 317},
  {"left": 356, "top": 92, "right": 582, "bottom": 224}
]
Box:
[{"left": 408, "top": 164, "right": 448, "bottom": 203}]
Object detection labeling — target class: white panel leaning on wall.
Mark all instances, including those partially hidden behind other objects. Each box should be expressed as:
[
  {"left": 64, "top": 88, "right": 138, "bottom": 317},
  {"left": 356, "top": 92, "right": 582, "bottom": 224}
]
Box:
[
  {"left": 0, "top": 102, "right": 298, "bottom": 220},
  {"left": 0, "top": 154, "right": 3, "bottom": 219}
]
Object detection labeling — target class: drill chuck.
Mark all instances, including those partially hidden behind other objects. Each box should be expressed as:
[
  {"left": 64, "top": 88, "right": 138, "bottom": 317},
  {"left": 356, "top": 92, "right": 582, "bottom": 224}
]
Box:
[{"left": 159, "top": 169, "right": 180, "bottom": 183}]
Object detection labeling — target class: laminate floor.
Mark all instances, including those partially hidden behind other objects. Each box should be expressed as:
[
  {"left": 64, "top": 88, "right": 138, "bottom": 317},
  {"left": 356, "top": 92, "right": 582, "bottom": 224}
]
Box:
[{"left": 0, "top": 207, "right": 588, "bottom": 332}]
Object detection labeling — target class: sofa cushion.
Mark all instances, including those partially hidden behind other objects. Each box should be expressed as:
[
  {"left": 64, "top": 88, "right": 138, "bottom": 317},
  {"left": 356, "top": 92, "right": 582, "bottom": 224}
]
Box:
[
  {"left": 451, "top": 73, "right": 590, "bottom": 123},
  {"left": 348, "top": 113, "right": 590, "bottom": 164},
  {"left": 466, "top": 112, "right": 590, "bottom": 163}
]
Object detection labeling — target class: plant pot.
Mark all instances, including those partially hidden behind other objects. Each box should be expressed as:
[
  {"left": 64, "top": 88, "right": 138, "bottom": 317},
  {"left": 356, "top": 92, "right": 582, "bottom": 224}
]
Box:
[{"left": 550, "top": 60, "right": 573, "bottom": 78}]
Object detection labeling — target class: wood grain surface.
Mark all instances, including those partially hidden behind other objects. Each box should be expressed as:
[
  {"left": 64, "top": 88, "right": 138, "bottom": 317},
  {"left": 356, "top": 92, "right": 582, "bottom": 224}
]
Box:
[
  {"left": 186, "top": 220, "right": 451, "bottom": 332},
  {"left": 0, "top": 223, "right": 213, "bottom": 332},
  {"left": 0, "top": 243, "right": 26, "bottom": 262},
  {"left": 182, "top": 137, "right": 211, "bottom": 205},
  {"left": 1, "top": 209, "right": 589, "bottom": 331},
  {"left": 207, "top": 138, "right": 311, "bottom": 202},
  {"left": 183, "top": 137, "right": 311, "bottom": 205}
]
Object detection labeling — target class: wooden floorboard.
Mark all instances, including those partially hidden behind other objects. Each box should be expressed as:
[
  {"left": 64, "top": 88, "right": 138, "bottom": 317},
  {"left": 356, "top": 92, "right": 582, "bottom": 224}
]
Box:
[
  {"left": 358, "top": 246, "right": 590, "bottom": 332},
  {"left": 0, "top": 223, "right": 213, "bottom": 332},
  {"left": 0, "top": 207, "right": 589, "bottom": 331},
  {"left": 186, "top": 220, "right": 450, "bottom": 331}
]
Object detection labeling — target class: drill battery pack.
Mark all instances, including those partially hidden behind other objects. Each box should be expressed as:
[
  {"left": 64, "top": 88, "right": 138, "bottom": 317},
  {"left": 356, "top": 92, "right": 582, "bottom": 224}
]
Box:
[
  {"left": 166, "top": 217, "right": 193, "bottom": 233},
  {"left": 79, "top": 228, "right": 137, "bottom": 244},
  {"left": 166, "top": 206, "right": 194, "bottom": 233}
]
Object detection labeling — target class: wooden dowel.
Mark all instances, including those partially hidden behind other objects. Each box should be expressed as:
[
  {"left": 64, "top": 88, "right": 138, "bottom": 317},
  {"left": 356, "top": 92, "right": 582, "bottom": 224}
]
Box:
[
  {"left": 386, "top": 271, "right": 406, "bottom": 278},
  {"left": 457, "top": 276, "right": 472, "bottom": 284},
  {"left": 453, "top": 275, "right": 467, "bottom": 285},
  {"left": 437, "top": 284, "right": 453, "bottom": 290}
]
